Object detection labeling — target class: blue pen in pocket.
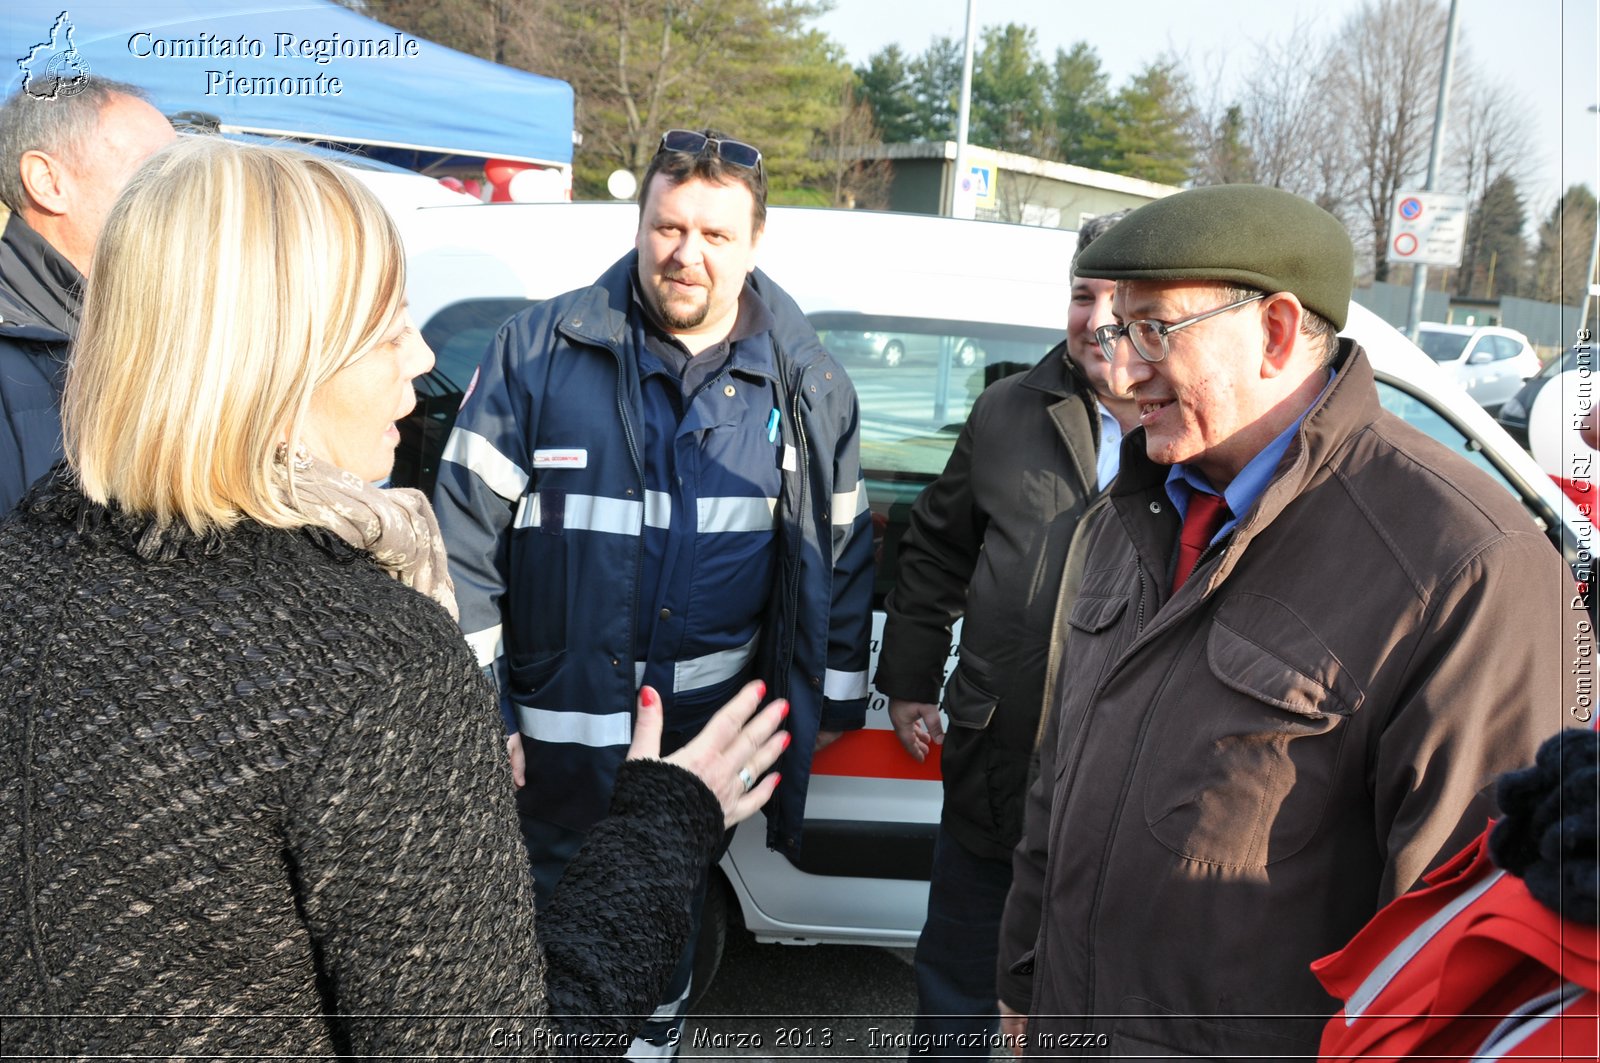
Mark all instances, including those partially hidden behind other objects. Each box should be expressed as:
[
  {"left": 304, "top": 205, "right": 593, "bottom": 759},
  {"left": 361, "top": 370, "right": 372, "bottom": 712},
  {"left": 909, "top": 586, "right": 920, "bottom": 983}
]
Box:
[{"left": 767, "top": 407, "right": 780, "bottom": 443}]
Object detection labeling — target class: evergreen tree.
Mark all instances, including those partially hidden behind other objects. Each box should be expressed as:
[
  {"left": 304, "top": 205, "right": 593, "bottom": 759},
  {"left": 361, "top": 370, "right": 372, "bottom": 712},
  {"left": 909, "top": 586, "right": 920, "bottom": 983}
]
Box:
[
  {"left": 1048, "top": 42, "right": 1113, "bottom": 166},
  {"left": 1456, "top": 173, "right": 1527, "bottom": 299},
  {"left": 1192, "top": 104, "right": 1257, "bottom": 186},
  {"left": 1087, "top": 60, "right": 1196, "bottom": 185},
  {"left": 969, "top": 24, "right": 1048, "bottom": 156},
  {"left": 855, "top": 44, "right": 918, "bottom": 143},
  {"left": 906, "top": 36, "right": 963, "bottom": 142},
  {"left": 1531, "top": 185, "right": 1599, "bottom": 309}
]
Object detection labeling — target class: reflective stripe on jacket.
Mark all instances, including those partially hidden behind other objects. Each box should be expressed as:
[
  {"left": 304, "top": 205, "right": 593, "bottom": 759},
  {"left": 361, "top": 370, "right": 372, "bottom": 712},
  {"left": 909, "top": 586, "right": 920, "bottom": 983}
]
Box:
[{"left": 1314, "top": 827, "right": 1599, "bottom": 1061}]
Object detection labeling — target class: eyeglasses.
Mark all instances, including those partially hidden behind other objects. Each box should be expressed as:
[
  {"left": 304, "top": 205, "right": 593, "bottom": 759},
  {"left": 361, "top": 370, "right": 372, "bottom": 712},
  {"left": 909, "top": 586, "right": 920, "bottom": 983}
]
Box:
[
  {"left": 656, "top": 129, "right": 764, "bottom": 172},
  {"left": 1094, "top": 293, "right": 1266, "bottom": 363}
]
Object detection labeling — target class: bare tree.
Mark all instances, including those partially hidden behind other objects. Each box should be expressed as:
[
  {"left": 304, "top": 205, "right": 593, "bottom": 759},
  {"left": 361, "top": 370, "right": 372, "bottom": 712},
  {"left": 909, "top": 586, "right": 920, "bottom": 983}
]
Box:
[
  {"left": 1327, "top": 0, "right": 1450, "bottom": 281},
  {"left": 337, "top": 0, "right": 550, "bottom": 70},
  {"left": 814, "top": 79, "right": 893, "bottom": 209},
  {"left": 544, "top": 0, "right": 740, "bottom": 180},
  {"left": 1449, "top": 73, "right": 1539, "bottom": 209},
  {"left": 1444, "top": 71, "right": 1541, "bottom": 294},
  {"left": 1182, "top": 19, "right": 1362, "bottom": 217},
  {"left": 1178, "top": 49, "right": 1250, "bottom": 186},
  {"left": 1238, "top": 22, "right": 1356, "bottom": 214},
  {"left": 531, "top": 0, "right": 836, "bottom": 197},
  {"left": 991, "top": 168, "right": 1055, "bottom": 225}
]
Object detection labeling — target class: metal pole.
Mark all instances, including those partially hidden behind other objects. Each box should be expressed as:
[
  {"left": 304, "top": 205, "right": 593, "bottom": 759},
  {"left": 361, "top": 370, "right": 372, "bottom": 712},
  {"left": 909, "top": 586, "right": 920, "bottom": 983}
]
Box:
[
  {"left": 1405, "top": 0, "right": 1462, "bottom": 341},
  {"left": 947, "top": 0, "right": 977, "bottom": 218}
]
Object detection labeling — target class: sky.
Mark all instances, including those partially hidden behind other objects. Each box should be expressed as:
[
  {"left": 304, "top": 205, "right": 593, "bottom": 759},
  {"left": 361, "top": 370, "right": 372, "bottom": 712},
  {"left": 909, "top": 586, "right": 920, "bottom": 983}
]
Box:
[{"left": 814, "top": 0, "right": 1598, "bottom": 221}]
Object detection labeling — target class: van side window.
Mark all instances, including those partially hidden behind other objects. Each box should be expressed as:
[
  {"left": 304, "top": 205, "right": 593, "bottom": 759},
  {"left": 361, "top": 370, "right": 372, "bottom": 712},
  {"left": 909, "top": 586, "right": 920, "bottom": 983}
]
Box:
[
  {"left": 397, "top": 298, "right": 539, "bottom": 495},
  {"left": 809, "top": 312, "right": 1063, "bottom": 606}
]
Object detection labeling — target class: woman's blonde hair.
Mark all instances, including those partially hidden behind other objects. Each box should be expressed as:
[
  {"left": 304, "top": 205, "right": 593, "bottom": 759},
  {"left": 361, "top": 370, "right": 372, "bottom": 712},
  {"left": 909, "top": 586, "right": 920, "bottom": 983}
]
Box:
[{"left": 63, "top": 136, "right": 406, "bottom": 533}]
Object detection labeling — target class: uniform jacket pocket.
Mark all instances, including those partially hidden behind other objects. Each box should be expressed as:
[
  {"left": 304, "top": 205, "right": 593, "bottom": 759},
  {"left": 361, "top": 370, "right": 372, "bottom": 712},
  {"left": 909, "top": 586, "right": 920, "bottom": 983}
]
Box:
[{"left": 509, "top": 649, "right": 566, "bottom": 700}]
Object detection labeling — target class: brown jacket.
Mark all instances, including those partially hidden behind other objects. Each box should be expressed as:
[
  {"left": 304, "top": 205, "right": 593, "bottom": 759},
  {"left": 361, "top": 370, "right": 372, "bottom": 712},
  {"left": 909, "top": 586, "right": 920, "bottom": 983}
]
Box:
[{"left": 997, "top": 342, "right": 1583, "bottom": 1059}]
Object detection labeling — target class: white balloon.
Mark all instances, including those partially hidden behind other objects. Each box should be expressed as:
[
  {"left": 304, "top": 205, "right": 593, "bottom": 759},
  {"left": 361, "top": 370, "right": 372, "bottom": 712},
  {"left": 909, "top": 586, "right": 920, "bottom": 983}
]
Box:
[
  {"left": 1528, "top": 369, "right": 1598, "bottom": 480},
  {"left": 607, "top": 168, "right": 639, "bottom": 200},
  {"left": 508, "top": 167, "right": 567, "bottom": 203}
]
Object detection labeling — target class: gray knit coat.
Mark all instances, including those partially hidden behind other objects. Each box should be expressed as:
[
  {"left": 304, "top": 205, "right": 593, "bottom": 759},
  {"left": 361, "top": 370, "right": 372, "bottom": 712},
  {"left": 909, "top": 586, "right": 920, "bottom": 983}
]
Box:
[{"left": 1, "top": 476, "right": 723, "bottom": 1058}]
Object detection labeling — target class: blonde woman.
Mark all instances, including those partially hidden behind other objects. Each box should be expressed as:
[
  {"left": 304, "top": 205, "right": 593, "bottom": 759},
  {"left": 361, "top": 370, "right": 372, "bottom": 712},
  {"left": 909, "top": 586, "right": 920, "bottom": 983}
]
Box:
[{"left": 0, "top": 136, "right": 785, "bottom": 1057}]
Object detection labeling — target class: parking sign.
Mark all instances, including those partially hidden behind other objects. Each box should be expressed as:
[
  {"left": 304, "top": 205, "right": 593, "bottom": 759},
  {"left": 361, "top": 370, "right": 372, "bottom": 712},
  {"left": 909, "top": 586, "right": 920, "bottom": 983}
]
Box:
[{"left": 1387, "top": 191, "right": 1467, "bottom": 267}]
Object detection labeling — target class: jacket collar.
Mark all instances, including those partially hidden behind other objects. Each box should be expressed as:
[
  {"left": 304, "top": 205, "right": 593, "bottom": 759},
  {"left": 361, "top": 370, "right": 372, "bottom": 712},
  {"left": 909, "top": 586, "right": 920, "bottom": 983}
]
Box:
[
  {"left": 1111, "top": 339, "right": 1380, "bottom": 592},
  {"left": 1018, "top": 339, "right": 1080, "bottom": 397},
  {"left": 1022, "top": 339, "right": 1101, "bottom": 493},
  {"left": 554, "top": 252, "right": 638, "bottom": 350},
  {"left": 0, "top": 213, "right": 82, "bottom": 341}
]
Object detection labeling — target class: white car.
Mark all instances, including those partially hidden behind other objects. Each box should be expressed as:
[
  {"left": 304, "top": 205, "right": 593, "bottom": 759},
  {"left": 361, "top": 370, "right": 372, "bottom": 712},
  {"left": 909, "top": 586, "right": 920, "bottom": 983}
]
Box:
[
  {"left": 359, "top": 181, "right": 1590, "bottom": 995},
  {"left": 1415, "top": 322, "right": 1543, "bottom": 415}
]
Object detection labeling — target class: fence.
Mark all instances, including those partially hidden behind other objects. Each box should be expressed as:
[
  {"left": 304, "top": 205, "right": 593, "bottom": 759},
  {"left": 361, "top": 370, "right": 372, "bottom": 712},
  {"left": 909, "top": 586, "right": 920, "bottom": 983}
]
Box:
[{"left": 1353, "top": 282, "right": 1590, "bottom": 354}]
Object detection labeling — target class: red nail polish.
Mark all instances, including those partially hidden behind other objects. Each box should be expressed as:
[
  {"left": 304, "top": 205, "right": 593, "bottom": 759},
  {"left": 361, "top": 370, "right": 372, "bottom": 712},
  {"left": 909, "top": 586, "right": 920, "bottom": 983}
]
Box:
[
  {"left": 772, "top": 773, "right": 781, "bottom": 786},
  {"left": 781, "top": 732, "right": 792, "bottom": 750},
  {"left": 642, "top": 688, "right": 657, "bottom": 708},
  {"left": 778, "top": 700, "right": 790, "bottom": 719},
  {"left": 756, "top": 679, "right": 767, "bottom": 700}
]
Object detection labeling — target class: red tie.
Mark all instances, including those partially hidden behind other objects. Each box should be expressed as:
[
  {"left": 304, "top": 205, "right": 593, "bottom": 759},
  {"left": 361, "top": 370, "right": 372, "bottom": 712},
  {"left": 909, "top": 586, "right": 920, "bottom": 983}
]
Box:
[{"left": 1173, "top": 491, "right": 1230, "bottom": 593}]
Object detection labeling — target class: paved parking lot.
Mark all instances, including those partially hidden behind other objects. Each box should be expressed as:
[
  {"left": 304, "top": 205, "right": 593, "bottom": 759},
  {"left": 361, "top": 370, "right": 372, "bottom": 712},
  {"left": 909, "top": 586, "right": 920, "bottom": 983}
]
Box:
[{"left": 684, "top": 933, "right": 919, "bottom": 1059}]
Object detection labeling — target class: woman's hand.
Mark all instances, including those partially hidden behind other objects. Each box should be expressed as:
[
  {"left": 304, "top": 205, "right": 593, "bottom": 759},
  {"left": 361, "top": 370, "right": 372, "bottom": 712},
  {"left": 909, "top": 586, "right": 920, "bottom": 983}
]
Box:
[{"left": 628, "top": 681, "right": 787, "bottom": 827}]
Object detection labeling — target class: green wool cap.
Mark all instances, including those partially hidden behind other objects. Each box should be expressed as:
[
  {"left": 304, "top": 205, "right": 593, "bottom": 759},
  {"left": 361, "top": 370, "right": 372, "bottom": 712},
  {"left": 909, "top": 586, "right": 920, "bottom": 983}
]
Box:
[{"left": 1073, "top": 184, "right": 1355, "bottom": 330}]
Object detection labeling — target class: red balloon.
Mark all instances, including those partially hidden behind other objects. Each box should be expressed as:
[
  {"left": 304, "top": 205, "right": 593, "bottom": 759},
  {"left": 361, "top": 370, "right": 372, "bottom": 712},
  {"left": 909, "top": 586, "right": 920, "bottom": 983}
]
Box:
[{"left": 484, "top": 158, "right": 534, "bottom": 203}]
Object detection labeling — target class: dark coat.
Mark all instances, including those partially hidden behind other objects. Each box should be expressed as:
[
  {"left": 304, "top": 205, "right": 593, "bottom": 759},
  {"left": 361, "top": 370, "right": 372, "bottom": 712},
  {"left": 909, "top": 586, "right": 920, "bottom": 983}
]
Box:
[
  {"left": 873, "top": 345, "right": 1100, "bottom": 859},
  {"left": 434, "top": 252, "right": 874, "bottom": 855},
  {"left": 0, "top": 214, "right": 80, "bottom": 514},
  {"left": 997, "top": 342, "right": 1585, "bottom": 1058},
  {"left": 1, "top": 476, "right": 724, "bottom": 1058}
]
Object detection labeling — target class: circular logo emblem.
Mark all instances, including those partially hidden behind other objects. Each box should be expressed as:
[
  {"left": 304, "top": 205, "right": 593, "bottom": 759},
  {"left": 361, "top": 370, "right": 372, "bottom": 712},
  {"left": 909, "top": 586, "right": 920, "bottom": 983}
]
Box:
[
  {"left": 1398, "top": 197, "right": 1423, "bottom": 221},
  {"left": 33, "top": 49, "right": 92, "bottom": 99}
]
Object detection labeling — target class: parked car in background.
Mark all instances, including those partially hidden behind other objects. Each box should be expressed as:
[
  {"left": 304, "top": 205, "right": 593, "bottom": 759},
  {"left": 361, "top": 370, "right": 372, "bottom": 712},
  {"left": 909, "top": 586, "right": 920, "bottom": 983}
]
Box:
[
  {"left": 354, "top": 183, "right": 1591, "bottom": 999},
  {"left": 819, "top": 326, "right": 983, "bottom": 368},
  {"left": 1497, "top": 338, "right": 1600, "bottom": 518},
  {"left": 1415, "top": 322, "right": 1542, "bottom": 414},
  {"left": 1499, "top": 339, "right": 1592, "bottom": 451}
]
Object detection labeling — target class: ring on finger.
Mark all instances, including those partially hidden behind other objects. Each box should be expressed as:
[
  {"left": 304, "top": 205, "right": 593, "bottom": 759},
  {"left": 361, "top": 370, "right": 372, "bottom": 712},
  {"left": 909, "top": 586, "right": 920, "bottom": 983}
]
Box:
[{"left": 738, "top": 766, "right": 756, "bottom": 792}]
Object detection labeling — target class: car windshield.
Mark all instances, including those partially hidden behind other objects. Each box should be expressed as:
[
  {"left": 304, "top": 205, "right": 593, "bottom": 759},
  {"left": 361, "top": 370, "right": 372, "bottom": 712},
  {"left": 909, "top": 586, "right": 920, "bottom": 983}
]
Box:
[
  {"left": 1543, "top": 344, "right": 1593, "bottom": 379},
  {"left": 1416, "top": 330, "right": 1471, "bottom": 362}
]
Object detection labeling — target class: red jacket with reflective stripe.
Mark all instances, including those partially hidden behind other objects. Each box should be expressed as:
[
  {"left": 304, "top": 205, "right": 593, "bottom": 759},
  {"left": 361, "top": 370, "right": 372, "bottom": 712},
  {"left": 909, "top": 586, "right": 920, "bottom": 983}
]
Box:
[{"left": 1314, "top": 825, "right": 1599, "bottom": 1061}]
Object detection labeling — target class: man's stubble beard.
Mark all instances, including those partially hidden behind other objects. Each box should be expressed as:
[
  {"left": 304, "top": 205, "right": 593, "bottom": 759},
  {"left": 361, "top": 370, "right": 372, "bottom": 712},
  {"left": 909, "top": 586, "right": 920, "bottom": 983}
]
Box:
[{"left": 653, "top": 279, "right": 710, "bottom": 331}]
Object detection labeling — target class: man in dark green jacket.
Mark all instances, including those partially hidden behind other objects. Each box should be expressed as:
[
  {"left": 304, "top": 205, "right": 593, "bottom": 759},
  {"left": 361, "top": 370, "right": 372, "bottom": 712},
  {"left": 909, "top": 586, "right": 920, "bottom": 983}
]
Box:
[{"left": 872, "top": 212, "right": 1136, "bottom": 1057}]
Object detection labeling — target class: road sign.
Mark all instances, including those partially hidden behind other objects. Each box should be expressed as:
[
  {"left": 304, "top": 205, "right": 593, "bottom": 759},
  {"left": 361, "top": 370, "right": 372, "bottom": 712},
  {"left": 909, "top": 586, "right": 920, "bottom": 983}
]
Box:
[
  {"left": 1387, "top": 190, "right": 1467, "bottom": 267},
  {"left": 966, "top": 145, "right": 997, "bottom": 212}
]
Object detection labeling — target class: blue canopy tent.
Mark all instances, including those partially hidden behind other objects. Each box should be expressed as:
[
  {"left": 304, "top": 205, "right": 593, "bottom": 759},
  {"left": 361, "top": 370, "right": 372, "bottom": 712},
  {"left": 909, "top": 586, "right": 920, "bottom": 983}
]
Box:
[{"left": 2, "top": 1, "right": 574, "bottom": 172}]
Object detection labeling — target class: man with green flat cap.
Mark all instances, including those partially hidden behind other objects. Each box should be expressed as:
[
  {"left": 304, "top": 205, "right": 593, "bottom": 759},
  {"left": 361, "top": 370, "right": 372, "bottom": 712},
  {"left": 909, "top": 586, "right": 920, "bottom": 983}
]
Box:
[{"left": 994, "top": 184, "right": 1581, "bottom": 1058}]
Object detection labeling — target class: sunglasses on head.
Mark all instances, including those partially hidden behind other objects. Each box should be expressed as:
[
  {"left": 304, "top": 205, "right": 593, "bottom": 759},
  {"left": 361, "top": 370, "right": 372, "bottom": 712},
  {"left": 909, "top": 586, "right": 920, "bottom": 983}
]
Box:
[{"left": 656, "top": 129, "right": 763, "bottom": 172}]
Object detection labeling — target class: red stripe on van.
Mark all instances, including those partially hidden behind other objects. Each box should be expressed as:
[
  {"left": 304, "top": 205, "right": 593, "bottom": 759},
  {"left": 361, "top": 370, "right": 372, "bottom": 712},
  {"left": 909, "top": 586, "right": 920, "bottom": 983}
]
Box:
[{"left": 810, "top": 729, "right": 943, "bottom": 780}]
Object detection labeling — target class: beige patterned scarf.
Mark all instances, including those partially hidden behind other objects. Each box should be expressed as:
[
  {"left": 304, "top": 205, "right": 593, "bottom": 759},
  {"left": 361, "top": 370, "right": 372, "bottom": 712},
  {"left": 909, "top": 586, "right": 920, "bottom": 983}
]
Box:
[{"left": 275, "top": 448, "right": 458, "bottom": 620}]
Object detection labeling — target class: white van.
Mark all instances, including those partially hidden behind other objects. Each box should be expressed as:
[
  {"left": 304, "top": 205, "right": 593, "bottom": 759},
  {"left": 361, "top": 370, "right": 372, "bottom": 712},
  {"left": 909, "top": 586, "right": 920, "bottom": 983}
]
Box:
[{"left": 367, "top": 190, "right": 1591, "bottom": 994}]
